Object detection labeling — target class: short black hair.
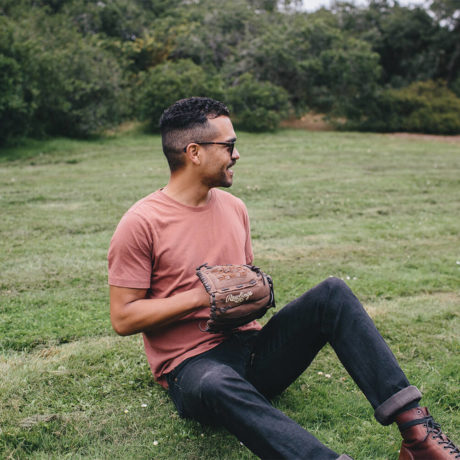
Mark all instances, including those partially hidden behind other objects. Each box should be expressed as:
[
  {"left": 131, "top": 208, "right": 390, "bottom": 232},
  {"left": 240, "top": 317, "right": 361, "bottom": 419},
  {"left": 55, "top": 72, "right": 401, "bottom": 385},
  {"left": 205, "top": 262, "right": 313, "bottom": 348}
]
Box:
[{"left": 159, "top": 97, "right": 230, "bottom": 172}]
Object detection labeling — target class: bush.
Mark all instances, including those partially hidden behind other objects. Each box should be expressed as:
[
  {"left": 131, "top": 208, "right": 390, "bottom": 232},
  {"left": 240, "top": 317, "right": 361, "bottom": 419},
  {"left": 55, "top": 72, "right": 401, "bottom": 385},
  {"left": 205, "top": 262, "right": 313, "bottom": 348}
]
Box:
[
  {"left": 449, "top": 75, "right": 460, "bottom": 98},
  {"left": 225, "top": 73, "right": 291, "bottom": 132},
  {"left": 319, "top": 38, "right": 381, "bottom": 119},
  {"left": 0, "top": 13, "right": 128, "bottom": 145},
  {"left": 345, "top": 80, "right": 460, "bottom": 135},
  {"left": 31, "top": 37, "right": 127, "bottom": 138},
  {"left": 137, "top": 59, "right": 225, "bottom": 131},
  {"left": 0, "top": 17, "right": 37, "bottom": 145},
  {"left": 0, "top": 53, "right": 33, "bottom": 145}
]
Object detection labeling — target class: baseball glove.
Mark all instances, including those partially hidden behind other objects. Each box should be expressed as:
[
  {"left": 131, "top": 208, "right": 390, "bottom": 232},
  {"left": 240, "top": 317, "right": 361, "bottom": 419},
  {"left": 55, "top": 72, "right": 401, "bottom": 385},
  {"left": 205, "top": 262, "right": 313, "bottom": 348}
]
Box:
[{"left": 196, "top": 263, "right": 275, "bottom": 333}]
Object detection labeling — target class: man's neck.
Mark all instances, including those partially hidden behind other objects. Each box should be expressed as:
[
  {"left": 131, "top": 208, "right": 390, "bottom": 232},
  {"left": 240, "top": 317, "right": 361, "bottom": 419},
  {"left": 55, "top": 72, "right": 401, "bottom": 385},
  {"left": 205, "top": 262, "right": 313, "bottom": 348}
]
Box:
[{"left": 163, "top": 176, "right": 212, "bottom": 207}]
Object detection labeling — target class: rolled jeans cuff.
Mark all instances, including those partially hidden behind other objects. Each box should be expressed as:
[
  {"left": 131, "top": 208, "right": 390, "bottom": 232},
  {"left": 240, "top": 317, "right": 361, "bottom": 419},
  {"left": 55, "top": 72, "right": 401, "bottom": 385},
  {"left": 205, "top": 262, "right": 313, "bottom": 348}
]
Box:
[{"left": 374, "top": 385, "right": 422, "bottom": 425}]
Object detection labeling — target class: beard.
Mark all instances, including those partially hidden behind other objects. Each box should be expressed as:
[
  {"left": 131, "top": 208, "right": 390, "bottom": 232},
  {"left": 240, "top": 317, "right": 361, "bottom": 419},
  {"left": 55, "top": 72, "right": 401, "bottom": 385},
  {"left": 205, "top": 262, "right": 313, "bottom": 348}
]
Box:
[{"left": 202, "top": 163, "right": 234, "bottom": 188}]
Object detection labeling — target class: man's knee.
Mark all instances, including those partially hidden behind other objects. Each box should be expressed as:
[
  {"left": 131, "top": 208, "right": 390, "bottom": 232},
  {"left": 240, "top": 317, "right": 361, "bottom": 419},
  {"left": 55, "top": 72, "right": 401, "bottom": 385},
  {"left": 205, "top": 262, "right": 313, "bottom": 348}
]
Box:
[
  {"left": 279, "top": 277, "right": 355, "bottom": 323},
  {"left": 321, "top": 276, "right": 350, "bottom": 294},
  {"left": 311, "top": 276, "right": 352, "bottom": 304},
  {"left": 315, "top": 276, "right": 362, "bottom": 317}
]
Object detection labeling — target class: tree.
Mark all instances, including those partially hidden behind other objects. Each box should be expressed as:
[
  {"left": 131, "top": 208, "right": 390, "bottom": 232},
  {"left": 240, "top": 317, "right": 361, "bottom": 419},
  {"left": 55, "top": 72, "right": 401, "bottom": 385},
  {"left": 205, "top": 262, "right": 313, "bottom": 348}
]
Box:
[
  {"left": 226, "top": 73, "right": 291, "bottom": 131},
  {"left": 0, "top": 10, "right": 127, "bottom": 144},
  {"left": 137, "top": 59, "right": 225, "bottom": 130},
  {"left": 333, "top": 1, "right": 445, "bottom": 86},
  {"left": 430, "top": 0, "right": 460, "bottom": 84}
]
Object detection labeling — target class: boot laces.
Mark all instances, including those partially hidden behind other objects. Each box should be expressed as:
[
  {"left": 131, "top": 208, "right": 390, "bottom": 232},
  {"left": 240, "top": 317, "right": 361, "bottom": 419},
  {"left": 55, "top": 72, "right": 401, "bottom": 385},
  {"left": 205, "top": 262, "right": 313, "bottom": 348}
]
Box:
[{"left": 425, "top": 417, "right": 460, "bottom": 458}]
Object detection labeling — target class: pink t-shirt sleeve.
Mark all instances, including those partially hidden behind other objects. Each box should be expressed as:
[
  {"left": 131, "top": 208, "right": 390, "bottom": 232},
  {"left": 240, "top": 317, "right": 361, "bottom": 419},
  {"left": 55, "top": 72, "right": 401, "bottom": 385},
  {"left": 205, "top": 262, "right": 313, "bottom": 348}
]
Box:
[{"left": 108, "top": 212, "right": 153, "bottom": 289}]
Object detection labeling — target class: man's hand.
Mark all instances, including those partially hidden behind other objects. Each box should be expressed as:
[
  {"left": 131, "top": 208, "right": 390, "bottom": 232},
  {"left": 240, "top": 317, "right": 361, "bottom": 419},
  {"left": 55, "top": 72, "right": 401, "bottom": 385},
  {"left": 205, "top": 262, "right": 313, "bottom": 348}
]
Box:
[
  {"left": 194, "top": 284, "right": 212, "bottom": 309},
  {"left": 110, "top": 285, "right": 210, "bottom": 336}
]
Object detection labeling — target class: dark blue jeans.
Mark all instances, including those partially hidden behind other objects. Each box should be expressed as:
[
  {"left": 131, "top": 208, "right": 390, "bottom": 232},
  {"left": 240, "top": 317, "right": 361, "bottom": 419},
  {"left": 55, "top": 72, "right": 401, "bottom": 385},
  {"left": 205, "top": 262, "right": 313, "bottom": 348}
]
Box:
[{"left": 166, "top": 278, "right": 415, "bottom": 459}]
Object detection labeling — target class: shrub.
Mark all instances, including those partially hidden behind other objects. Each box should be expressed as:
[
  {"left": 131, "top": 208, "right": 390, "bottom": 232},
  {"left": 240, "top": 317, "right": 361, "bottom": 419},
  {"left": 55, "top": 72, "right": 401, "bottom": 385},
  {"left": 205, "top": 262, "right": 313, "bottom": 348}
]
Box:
[
  {"left": 0, "top": 13, "right": 128, "bottom": 145},
  {"left": 450, "top": 76, "right": 460, "bottom": 98},
  {"left": 0, "top": 54, "right": 34, "bottom": 145},
  {"left": 137, "top": 59, "right": 225, "bottom": 131},
  {"left": 344, "top": 80, "right": 460, "bottom": 135},
  {"left": 0, "top": 17, "right": 38, "bottom": 144},
  {"left": 391, "top": 80, "right": 460, "bottom": 134},
  {"left": 225, "top": 73, "right": 291, "bottom": 132},
  {"left": 31, "top": 37, "right": 127, "bottom": 138}
]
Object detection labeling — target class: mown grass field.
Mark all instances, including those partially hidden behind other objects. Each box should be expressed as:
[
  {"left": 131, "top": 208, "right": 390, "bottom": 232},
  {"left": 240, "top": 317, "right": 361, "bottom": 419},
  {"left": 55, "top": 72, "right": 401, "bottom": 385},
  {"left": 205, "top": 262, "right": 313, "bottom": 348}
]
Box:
[{"left": 1, "top": 129, "right": 459, "bottom": 459}]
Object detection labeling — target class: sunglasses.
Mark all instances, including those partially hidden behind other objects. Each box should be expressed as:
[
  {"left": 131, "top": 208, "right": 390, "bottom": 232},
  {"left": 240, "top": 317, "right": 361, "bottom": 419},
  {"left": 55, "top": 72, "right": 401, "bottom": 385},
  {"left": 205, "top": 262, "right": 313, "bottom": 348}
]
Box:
[{"left": 183, "top": 141, "right": 236, "bottom": 155}]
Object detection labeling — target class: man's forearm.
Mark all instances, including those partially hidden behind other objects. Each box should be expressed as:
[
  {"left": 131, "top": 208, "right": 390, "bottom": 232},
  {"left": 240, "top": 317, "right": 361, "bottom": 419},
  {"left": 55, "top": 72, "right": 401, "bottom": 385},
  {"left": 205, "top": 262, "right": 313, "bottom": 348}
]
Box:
[{"left": 110, "top": 286, "right": 209, "bottom": 336}]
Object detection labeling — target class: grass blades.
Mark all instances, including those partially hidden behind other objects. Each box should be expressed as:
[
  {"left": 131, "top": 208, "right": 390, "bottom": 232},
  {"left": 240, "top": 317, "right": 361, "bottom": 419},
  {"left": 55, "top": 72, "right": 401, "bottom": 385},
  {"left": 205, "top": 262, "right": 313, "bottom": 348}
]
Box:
[{"left": 1, "top": 130, "right": 459, "bottom": 459}]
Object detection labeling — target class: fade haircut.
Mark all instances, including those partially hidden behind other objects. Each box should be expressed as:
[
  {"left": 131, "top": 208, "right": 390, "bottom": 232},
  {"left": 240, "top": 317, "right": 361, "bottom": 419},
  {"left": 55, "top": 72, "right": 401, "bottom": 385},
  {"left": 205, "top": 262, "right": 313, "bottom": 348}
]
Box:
[{"left": 159, "top": 97, "right": 230, "bottom": 172}]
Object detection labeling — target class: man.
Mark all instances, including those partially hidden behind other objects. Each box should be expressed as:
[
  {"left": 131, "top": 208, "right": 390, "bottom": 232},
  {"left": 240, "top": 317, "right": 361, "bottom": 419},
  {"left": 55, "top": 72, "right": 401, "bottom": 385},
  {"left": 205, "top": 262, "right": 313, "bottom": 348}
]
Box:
[{"left": 108, "top": 97, "right": 458, "bottom": 459}]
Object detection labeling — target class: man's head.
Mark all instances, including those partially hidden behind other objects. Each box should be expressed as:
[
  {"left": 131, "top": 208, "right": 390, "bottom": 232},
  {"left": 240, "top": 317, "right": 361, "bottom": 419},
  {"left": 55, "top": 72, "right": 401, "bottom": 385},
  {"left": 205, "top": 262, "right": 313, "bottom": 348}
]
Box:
[{"left": 159, "top": 97, "right": 231, "bottom": 172}]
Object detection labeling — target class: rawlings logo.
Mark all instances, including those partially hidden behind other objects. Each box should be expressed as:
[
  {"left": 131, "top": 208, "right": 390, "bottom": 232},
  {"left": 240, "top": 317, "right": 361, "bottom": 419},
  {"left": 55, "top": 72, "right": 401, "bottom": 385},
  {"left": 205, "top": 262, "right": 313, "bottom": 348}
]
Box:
[{"left": 226, "top": 291, "right": 253, "bottom": 305}]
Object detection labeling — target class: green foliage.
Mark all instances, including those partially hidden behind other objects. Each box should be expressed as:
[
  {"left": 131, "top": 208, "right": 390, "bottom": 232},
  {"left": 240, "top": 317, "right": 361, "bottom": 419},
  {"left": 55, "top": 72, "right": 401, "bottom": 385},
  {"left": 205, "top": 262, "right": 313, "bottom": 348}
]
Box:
[
  {"left": 137, "top": 59, "right": 225, "bottom": 131},
  {"left": 0, "top": 17, "right": 37, "bottom": 144},
  {"left": 31, "top": 35, "right": 126, "bottom": 138},
  {"left": 240, "top": 13, "right": 382, "bottom": 118},
  {"left": 390, "top": 80, "right": 460, "bottom": 134},
  {"left": 41, "top": 0, "right": 162, "bottom": 38},
  {"left": 226, "top": 73, "right": 291, "bottom": 132},
  {"left": 2, "top": 0, "right": 460, "bottom": 144},
  {"left": 333, "top": 2, "right": 448, "bottom": 86},
  {"left": 0, "top": 48, "right": 34, "bottom": 144},
  {"left": 317, "top": 37, "right": 381, "bottom": 117},
  {"left": 451, "top": 75, "right": 460, "bottom": 97},
  {"left": 119, "top": 33, "right": 173, "bottom": 72},
  {"left": 245, "top": 15, "right": 326, "bottom": 112},
  {"left": 0, "top": 12, "right": 127, "bottom": 144},
  {"left": 170, "top": 0, "right": 264, "bottom": 71},
  {"left": 345, "top": 80, "right": 460, "bottom": 134}
]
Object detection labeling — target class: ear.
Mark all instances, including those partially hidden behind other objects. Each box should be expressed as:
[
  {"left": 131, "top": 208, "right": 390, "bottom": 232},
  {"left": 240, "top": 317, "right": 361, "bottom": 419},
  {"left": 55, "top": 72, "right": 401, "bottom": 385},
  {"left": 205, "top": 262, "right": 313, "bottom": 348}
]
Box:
[{"left": 184, "top": 143, "right": 201, "bottom": 166}]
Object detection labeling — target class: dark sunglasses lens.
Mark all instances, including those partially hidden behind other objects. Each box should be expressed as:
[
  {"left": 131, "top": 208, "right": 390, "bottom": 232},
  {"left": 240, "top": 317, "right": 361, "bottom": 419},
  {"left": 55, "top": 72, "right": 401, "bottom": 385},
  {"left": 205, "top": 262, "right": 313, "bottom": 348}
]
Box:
[{"left": 229, "top": 143, "right": 235, "bottom": 155}]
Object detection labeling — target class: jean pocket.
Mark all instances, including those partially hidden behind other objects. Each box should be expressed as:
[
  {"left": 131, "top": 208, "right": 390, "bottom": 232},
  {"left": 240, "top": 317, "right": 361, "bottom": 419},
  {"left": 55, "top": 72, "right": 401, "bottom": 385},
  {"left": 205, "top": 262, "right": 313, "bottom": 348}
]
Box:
[{"left": 167, "top": 374, "right": 186, "bottom": 417}]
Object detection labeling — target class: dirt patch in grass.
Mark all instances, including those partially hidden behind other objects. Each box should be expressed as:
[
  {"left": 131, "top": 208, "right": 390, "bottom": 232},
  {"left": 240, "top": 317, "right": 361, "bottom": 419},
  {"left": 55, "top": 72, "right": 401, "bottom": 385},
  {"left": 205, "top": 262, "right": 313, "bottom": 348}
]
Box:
[{"left": 281, "top": 113, "right": 334, "bottom": 131}]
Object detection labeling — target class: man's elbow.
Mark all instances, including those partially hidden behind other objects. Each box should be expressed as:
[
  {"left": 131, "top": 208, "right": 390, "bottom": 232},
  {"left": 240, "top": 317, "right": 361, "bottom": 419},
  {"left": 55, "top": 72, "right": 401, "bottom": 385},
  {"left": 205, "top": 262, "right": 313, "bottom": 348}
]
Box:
[{"left": 110, "top": 313, "right": 132, "bottom": 336}]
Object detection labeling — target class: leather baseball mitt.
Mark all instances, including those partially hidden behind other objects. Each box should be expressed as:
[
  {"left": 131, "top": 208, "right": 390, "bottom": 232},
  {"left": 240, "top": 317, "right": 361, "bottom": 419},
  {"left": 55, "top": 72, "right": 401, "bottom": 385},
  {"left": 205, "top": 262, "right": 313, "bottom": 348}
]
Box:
[{"left": 196, "top": 263, "right": 275, "bottom": 333}]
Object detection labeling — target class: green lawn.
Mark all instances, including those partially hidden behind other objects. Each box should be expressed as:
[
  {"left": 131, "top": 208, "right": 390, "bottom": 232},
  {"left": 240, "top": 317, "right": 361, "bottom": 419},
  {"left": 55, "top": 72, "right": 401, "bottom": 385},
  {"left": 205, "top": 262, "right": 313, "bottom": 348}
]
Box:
[{"left": 1, "top": 129, "right": 459, "bottom": 459}]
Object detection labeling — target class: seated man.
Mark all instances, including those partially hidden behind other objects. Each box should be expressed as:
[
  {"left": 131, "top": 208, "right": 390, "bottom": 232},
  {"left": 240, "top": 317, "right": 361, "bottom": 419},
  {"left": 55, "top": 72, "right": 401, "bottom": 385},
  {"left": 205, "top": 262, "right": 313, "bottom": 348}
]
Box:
[{"left": 108, "top": 97, "right": 458, "bottom": 459}]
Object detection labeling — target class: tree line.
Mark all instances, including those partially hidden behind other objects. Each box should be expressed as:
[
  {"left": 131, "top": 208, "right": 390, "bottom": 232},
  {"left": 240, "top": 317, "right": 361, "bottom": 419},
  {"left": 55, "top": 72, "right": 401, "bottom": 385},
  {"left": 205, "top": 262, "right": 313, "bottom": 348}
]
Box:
[{"left": 1, "top": 0, "right": 459, "bottom": 145}]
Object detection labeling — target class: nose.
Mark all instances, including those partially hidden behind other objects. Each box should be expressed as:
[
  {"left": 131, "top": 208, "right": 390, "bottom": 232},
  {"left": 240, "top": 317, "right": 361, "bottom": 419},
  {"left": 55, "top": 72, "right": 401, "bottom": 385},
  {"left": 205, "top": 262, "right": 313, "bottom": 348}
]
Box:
[{"left": 232, "top": 146, "right": 240, "bottom": 161}]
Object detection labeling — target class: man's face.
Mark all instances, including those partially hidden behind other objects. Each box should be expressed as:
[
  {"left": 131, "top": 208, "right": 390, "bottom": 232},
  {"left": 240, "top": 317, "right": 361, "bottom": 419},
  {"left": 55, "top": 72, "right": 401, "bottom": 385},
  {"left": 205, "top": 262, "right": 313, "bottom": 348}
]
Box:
[{"left": 198, "top": 116, "right": 240, "bottom": 189}]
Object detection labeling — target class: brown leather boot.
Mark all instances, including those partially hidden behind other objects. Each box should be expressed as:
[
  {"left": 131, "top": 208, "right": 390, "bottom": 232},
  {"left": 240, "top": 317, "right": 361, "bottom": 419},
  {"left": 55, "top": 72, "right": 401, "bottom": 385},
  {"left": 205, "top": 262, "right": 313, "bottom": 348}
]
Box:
[{"left": 396, "top": 407, "right": 460, "bottom": 459}]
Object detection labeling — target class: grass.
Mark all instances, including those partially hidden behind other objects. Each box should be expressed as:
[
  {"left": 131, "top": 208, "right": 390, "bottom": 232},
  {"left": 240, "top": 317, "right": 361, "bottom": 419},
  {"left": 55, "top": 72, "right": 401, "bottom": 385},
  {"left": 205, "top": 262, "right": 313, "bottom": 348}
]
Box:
[{"left": 0, "top": 129, "right": 459, "bottom": 459}]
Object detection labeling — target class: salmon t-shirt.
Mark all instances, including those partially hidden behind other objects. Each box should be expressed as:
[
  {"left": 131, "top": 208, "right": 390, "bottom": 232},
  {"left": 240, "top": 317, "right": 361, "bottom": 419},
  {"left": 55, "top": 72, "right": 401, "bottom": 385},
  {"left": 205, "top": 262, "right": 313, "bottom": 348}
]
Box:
[{"left": 108, "top": 188, "right": 260, "bottom": 387}]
